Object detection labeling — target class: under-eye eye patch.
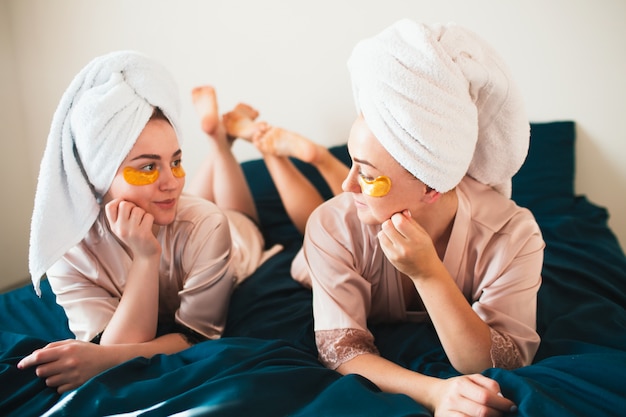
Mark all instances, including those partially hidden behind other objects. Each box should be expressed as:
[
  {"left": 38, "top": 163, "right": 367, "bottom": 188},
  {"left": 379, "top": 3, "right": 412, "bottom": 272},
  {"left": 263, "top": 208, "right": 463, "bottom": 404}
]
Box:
[
  {"left": 171, "top": 165, "right": 186, "bottom": 178},
  {"left": 123, "top": 167, "right": 159, "bottom": 185},
  {"left": 358, "top": 175, "right": 391, "bottom": 197}
]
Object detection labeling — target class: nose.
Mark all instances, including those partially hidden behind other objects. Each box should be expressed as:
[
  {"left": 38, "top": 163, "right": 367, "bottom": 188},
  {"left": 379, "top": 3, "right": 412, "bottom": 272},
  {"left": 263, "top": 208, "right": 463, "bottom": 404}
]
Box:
[
  {"left": 159, "top": 167, "right": 183, "bottom": 191},
  {"left": 342, "top": 166, "right": 361, "bottom": 194}
]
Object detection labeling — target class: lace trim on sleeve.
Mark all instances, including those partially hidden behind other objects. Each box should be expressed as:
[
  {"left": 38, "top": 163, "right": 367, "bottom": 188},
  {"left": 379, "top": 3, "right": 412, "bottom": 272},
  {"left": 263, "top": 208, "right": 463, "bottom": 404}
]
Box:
[
  {"left": 490, "top": 327, "right": 523, "bottom": 370},
  {"left": 315, "top": 328, "right": 379, "bottom": 370}
]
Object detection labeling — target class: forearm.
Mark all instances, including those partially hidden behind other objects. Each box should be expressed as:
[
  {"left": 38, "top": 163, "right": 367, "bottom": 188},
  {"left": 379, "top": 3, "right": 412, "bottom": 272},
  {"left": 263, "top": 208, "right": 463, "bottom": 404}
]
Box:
[
  {"left": 107, "top": 332, "right": 192, "bottom": 363},
  {"left": 101, "top": 333, "right": 193, "bottom": 373},
  {"left": 337, "top": 353, "right": 517, "bottom": 416},
  {"left": 17, "top": 334, "right": 193, "bottom": 394},
  {"left": 337, "top": 353, "right": 441, "bottom": 411},
  {"left": 101, "top": 254, "right": 161, "bottom": 344},
  {"left": 413, "top": 263, "right": 493, "bottom": 373}
]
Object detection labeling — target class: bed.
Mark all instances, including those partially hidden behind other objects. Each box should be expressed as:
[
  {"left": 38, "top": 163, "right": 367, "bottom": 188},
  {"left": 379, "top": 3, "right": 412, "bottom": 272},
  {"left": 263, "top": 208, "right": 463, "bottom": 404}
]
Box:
[{"left": 2, "top": 120, "right": 625, "bottom": 416}]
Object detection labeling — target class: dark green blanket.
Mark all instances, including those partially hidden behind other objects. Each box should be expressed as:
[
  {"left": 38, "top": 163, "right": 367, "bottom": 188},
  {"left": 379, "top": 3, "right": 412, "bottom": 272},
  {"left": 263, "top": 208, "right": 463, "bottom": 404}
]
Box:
[{"left": 2, "top": 122, "right": 625, "bottom": 416}]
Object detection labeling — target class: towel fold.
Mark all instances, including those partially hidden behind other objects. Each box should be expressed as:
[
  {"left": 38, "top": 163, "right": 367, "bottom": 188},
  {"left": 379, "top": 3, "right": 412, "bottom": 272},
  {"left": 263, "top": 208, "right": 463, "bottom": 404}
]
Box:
[
  {"left": 347, "top": 19, "right": 529, "bottom": 197},
  {"left": 29, "top": 51, "right": 181, "bottom": 295}
]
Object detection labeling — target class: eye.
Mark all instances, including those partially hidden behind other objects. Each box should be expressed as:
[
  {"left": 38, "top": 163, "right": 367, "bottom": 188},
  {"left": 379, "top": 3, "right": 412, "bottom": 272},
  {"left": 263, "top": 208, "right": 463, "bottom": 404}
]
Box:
[
  {"left": 358, "top": 171, "right": 374, "bottom": 182},
  {"left": 140, "top": 163, "right": 156, "bottom": 172},
  {"left": 171, "top": 159, "right": 185, "bottom": 178}
]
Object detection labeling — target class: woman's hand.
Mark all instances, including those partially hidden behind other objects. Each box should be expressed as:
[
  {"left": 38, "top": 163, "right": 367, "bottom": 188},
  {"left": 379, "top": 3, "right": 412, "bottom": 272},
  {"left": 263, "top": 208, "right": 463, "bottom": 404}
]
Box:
[
  {"left": 17, "top": 334, "right": 192, "bottom": 394},
  {"left": 17, "top": 339, "right": 118, "bottom": 394},
  {"left": 429, "top": 374, "right": 517, "bottom": 417},
  {"left": 99, "top": 199, "right": 162, "bottom": 344},
  {"left": 378, "top": 210, "right": 442, "bottom": 280},
  {"left": 105, "top": 198, "right": 160, "bottom": 258},
  {"left": 378, "top": 209, "right": 495, "bottom": 372},
  {"left": 337, "top": 353, "right": 515, "bottom": 417}
]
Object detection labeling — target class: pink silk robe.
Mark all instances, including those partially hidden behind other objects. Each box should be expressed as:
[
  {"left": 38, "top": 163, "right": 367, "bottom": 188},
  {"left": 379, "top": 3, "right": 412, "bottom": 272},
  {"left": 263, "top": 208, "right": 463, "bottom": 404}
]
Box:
[{"left": 292, "top": 176, "right": 544, "bottom": 370}]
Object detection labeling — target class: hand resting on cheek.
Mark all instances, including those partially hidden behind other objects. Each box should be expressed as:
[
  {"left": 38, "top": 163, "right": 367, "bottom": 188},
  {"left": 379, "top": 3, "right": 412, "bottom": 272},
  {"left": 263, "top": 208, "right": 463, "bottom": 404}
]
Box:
[
  {"left": 105, "top": 198, "right": 161, "bottom": 258},
  {"left": 378, "top": 210, "right": 442, "bottom": 280}
]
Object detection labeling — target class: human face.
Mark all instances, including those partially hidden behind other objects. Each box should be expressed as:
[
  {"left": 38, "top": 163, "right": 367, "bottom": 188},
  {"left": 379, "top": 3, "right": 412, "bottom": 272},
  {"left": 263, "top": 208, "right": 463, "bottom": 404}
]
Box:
[
  {"left": 106, "top": 118, "right": 185, "bottom": 226},
  {"left": 342, "top": 115, "right": 429, "bottom": 225}
]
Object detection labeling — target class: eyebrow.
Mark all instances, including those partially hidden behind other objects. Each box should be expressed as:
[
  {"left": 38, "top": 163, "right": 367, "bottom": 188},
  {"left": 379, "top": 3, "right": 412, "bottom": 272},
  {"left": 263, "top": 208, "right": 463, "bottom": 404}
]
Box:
[
  {"left": 130, "top": 149, "right": 182, "bottom": 161},
  {"left": 352, "top": 157, "right": 376, "bottom": 169}
]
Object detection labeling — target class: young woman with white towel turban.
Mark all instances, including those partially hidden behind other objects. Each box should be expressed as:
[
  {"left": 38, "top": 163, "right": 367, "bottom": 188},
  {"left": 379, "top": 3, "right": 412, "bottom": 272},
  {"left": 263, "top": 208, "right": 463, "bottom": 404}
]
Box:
[
  {"left": 291, "top": 19, "right": 544, "bottom": 416},
  {"left": 19, "top": 51, "right": 279, "bottom": 393}
]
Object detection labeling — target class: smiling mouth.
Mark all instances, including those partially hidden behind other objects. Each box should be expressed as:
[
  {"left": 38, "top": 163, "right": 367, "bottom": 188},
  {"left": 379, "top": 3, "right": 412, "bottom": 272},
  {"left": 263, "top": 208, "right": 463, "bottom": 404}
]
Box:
[
  {"left": 155, "top": 199, "right": 176, "bottom": 208},
  {"left": 352, "top": 197, "right": 367, "bottom": 208}
]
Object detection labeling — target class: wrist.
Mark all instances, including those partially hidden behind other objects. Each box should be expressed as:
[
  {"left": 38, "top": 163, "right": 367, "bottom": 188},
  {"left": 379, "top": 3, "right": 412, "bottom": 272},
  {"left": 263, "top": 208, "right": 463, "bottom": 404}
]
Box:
[
  {"left": 409, "top": 260, "right": 447, "bottom": 287},
  {"left": 421, "top": 377, "right": 443, "bottom": 413},
  {"left": 134, "top": 247, "right": 162, "bottom": 262}
]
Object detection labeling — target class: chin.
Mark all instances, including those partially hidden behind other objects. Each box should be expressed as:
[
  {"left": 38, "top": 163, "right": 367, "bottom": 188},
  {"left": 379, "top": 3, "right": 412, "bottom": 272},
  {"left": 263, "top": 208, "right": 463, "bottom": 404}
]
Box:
[
  {"left": 356, "top": 211, "right": 380, "bottom": 226},
  {"left": 154, "top": 213, "right": 177, "bottom": 226}
]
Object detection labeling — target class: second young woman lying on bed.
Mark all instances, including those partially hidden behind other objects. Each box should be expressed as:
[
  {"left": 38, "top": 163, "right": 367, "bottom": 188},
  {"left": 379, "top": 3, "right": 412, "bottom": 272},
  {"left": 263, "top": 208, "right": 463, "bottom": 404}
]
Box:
[
  {"left": 19, "top": 51, "right": 279, "bottom": 393},
  {"left": 242, "top": 20, "right": 545, "bottom": 417}
]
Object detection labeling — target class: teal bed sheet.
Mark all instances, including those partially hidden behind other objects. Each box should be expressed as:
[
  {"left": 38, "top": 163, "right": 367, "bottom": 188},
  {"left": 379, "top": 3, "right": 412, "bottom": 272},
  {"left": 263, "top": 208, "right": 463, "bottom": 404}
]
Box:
[{"left": 2, "top": 122, "right": 625, "bottom": 416}]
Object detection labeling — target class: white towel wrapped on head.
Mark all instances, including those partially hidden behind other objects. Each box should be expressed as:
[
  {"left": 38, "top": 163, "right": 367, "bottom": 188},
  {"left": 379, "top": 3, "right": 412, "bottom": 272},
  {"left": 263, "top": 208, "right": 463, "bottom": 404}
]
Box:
[
  {"left": 347, "top": 19, "right": 529, "bottom": 197},
  {"left": 29, "top": 50, "right": 182, "bottom": 295}
]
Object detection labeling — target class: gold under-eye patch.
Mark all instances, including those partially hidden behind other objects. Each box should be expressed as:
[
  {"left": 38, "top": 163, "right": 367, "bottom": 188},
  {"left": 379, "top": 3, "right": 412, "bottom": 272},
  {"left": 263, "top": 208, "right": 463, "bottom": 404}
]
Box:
[
  {"left": 358, "top": 175, "right": 392, "bottom": 197},
  {"left": 123, "top": 167, "right": 159, "bottom": 185},
  {"left": 171, "top": 165, "right": 186, "bottom": 178}
]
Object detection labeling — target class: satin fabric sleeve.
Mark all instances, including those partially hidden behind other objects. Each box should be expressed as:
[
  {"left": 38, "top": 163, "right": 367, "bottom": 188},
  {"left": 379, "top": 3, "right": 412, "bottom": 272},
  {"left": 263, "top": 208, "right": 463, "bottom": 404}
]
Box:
[
  {"left": 454, "top": 177, "right": 544, "bottom": 367},
  {"left": 469, "top": 213, "right": 544, "bottom": 367},
  {"left": 173, "top": 207, "right": 237, "bottom": 340},
  {"left": 47, "top": 198, "right": 238, "bottom": 342},
  {"left": 46, "top": 214, "right": 131, "bottom": 342},
  {"left": 47, "top": 249, "right": 121, "bottom": 342},
  {"left": 296, "top": 195, "right": 380, "bottom": 367},
  {"left": 300, "top": 196, "right": 373, "bottom": 332}
]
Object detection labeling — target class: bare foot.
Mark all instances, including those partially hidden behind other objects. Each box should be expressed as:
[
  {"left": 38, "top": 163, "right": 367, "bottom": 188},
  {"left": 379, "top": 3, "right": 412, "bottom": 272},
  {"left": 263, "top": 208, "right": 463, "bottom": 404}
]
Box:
[
  {"left": 253, "top": 127, "right": 320, "bottom": 163},
  {"left": 223, "top": 103, "right": 263, "bottom": 141},
  {"left": 191, "top": 86, "right": 219, "bottom": 135}
]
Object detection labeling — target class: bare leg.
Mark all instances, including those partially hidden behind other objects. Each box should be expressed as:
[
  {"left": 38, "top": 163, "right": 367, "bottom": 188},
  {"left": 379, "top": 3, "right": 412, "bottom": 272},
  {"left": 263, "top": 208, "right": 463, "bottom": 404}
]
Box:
[
  {"left": 310, "top": 147, "right": 350, "bottom": 196},
  {"left": 253, "top": 127, "right": 350, "bottom": 233},
  {"left": 191, "top": 85, "right": 219, "bottom": 136},
  {"left": 222, "top": 103, "right": 263, "bottom": 141},
  {"left": 187, "top": 86, "right": 259, "bottom": 223},
  {"left": 262, "top": 154, "right": 325, "bottom": 234},
  {"left": 254, "top": 127, "right": 349, "bottom": 195}
]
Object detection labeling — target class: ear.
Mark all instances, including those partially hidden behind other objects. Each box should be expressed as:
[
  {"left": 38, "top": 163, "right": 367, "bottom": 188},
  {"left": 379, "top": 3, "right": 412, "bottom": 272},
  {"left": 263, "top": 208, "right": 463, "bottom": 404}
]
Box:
[{"left": 422, "top": 186, "right": 442, "bottom": 204}]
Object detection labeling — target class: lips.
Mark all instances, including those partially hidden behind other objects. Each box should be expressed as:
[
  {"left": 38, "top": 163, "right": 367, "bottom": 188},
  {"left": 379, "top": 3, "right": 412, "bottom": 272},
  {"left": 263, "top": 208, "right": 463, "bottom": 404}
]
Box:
[
  {"left": 154, "top": 198, "right": 177, "bottom": 210},
  {"left": 352, "top": 197, "right": 368, "bottom": 210}
]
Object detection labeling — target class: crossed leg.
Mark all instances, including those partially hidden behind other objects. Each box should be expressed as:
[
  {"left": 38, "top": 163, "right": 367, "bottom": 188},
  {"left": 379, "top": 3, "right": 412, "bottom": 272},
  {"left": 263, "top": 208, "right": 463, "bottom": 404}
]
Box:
[
  {"left": 186, "top": 86, "right": 259, "bottom": 223},
  {"left": 253, "top": 127, "right": 349, "bottom": 234},
  {"left": 188, "top": 88, "right": 349, "bottom": 234}
]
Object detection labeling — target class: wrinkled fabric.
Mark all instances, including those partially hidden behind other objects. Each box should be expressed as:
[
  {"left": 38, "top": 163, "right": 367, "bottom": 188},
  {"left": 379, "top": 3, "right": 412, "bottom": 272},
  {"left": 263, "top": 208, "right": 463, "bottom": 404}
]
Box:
[
  {"left": 293, "top": 176, "right": 543, "bottom": 366},
  {"left": 47, "top": 194, "right": 266, "bottom": 341}
]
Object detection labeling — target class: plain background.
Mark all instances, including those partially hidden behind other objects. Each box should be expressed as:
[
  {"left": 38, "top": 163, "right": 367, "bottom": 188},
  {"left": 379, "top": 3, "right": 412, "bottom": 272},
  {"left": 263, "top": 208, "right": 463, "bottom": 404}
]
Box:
[{"left": 2, "top": 0, "right": 625, "bottom": 291}]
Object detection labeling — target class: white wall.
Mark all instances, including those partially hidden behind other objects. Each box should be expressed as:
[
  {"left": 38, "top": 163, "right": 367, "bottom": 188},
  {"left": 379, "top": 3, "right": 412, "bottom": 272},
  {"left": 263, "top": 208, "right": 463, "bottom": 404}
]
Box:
[
  {"left": 2, "top": 0, "right": 625, "bottom": 291},
  {"left": 1, "top": 0, "right": 34, "bottom": 291}
]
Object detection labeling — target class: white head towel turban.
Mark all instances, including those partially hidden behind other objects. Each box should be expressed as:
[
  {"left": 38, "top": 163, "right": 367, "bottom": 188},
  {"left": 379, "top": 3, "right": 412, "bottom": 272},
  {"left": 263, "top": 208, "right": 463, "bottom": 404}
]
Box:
[
  {"left": 29, "top": 50, "right": 182, "bottom": 295},
  {"left": 347, "top": 19, "right": 529, "bottom": 197}
]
